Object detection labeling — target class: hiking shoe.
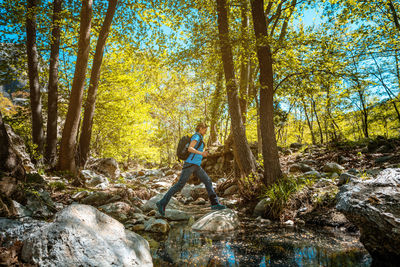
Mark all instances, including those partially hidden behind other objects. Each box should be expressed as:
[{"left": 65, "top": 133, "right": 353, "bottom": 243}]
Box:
[
  {"left": 211, "top": 204, "right": 226, "bottom": 210},
  {"left": 156, "top": 200, "right": 166, "bottom": 216}
]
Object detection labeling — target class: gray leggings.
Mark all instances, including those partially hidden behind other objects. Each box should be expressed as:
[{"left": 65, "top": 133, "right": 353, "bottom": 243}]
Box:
[{"left": 160, "top": 162, "right": 219, "bottom": 206}]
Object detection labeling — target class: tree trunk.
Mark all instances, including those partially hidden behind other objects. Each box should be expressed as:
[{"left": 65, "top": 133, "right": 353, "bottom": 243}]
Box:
[
  {"left": 312, "top": 98, "right": 323, "bottom": 144},
  {"left": 216, "top": 0, "right": 256, "bottom": 178},
  {"left": 302, "top": 99, "right": 315, "bottom": 145},
  {"left": 26, "top": 0, "right": 44, "bottom": 155},
  {"left": 256, "top": 91, "right": 262, "bottom": 155},
  {"left": 357, "top": 90, "right": 369, "bottom": 138},
  {"left": 239, "top": 0, "right": 250, "bottom": 124},
  {"left": 58, "top": 0, "right": 92, "bottom": 172},
  {"left": 208, "top": 68, "right": 224, "bottom": 146},
  {"left": 46, "top": 0, "right": 63, "bottom": 166},
  {"left": 78, "top": 0, "right": 118, "bottom": 168},
  {"left": 250, "top": 0, "right": 282, "bottom": 186}
]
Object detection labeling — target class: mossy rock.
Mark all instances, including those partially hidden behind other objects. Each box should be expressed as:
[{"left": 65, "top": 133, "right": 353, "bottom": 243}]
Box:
[{"left": 26, "top": 173, "right": 46, "bottom": 184}]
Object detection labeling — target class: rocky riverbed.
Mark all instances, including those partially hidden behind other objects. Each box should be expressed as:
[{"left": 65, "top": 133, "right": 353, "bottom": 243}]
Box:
[{"left": 1, "top": 125, "right": 400, "bottom": 266}]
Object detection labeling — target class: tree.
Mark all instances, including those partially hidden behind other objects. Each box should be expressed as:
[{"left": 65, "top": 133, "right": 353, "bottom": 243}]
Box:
[
  {"left": 58, "top": 0, "right": 92, "bottom": 172},
  {"left": 250, "top": 0, "right": 298, "bottom": 185},
  {"left": 26, "top": 0, "right": 44, "bottom": 155},
  {"left": 46, "top": 0, "right": 63, "bottom": 166},
  {"left": 78, "top": 0, "right": 118, "bottom": 168},
  {"left": 216, "top": 0, "right": 256, "bottom": 178}
]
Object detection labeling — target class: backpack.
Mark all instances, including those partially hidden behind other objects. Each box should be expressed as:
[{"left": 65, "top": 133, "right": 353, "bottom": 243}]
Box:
[{"left": 176, "top": 133, "right": 203, "bottom": 161}]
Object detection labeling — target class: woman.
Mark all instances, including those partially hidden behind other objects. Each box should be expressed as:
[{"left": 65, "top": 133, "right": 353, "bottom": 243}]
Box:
[{"left": 156, "top": 122, "right": 226, "bottom": 216}]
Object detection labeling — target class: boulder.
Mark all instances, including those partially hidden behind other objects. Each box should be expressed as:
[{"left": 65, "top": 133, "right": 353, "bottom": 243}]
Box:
[
  {"left": 191, "top": 209, "right": 239, "bottom": 232},
  {"left": 336, "top": 168, "right": 400, "bottom": 265},
  {"left": 25, "top": 189, "right": 55, "bottom": 218},
  {"left": 0, "top": 218, "right": 46, "bottom": 247},
  {"left": 88, "top": 158, "right": 120, "bottom": 180},
  {"left": 337, "top": 173, "right": 358, "bottom": 186},
  {"left": 322, "top": 162, "right": 344, "bottom": 173},
  {"left": 81, "top": 169, "right": 109, "bottom": 187},
  {"left": 144, "top": 218, "right": 170, "bottom": 233},
  {"left": 161, "top": 209, "right": 191, "bottom": 221},
  {"left": 289, "top": 163, "right": 314, "bottom": 173},
  {"left": 253, "top": 198, "right": 270, "bottom": 217},
  {"left": 20, "top": 204, "right": 152, "bottom": 266},
  {"left": 223, "top": 185, "right": 238, "bottom": 196},
  {"left": 141, "top": 193, "right": 180, "bottom": 212}
]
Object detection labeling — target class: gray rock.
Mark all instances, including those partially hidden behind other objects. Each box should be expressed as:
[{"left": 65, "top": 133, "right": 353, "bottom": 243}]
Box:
[
  {"left": 80, "top": 191, "right": 113, "bottom": 206},
  {"left": 99, "top": 201, "right": 133, "bottom": 222},
  {"left": 253, "top": 198, "right": 270, "bottom": 217},
  {"left": 336, "top": 168, "right": 400, "bottom": 264},
  {"left": 12, "top": 200, "right": 32, "bottom": 218},
  {"left": 191, "top": 209, "right": 239, "bottom": 232},
  {"left": 181, "top": 184, "right": 195, "bottom": 198},
  {"left": 87, "top": 157, "right": 120, "bottom": 180},
  {"left": 144, "top": 218, "right": 170, "bottom": 233},
  {"left": 81, "top": 169, "right": 109, "bottom": 187},
  {"left": 289, "top": 163, "right": 314, "bottom": 173},
  {"left": 159, "top": 209, "right": 190, "bottom": 221},
  {"left": 322, "top": 162, "right": 345, "bottom": 173},
  {"left": 20, "top": 204, "right": 152, "bottom": 266},
  {"left": 141, "top": 193, "right": 180, "bottom": 212},
  {"left": 0, "top": 218, "right": 46, "bottom": 247},
  {"left": 337, "top": 173, "right": 358, "bottom": 186},
  {"left": 224, "top": 185, "right": 238, "bottom": 196},
  {"left": 26, "top": 189, "right": 55, "bottom": 218},
  {"left": 375, "top": 155, "right": 394, "bottom": 164}
]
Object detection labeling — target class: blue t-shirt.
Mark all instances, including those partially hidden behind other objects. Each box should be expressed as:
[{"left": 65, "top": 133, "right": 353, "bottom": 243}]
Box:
[{"left": 185, "top": 133, "right": 204, "bottom": 166}]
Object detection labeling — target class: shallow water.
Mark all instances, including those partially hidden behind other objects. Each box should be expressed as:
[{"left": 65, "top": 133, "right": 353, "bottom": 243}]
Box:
[{"left": 152, "top": 217, "right": 371, "bottom": 267}]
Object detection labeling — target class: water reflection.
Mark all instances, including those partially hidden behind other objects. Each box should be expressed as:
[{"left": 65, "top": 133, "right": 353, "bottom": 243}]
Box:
[{"left": 152, "top": 221, "right": 371, "bottom": 266}]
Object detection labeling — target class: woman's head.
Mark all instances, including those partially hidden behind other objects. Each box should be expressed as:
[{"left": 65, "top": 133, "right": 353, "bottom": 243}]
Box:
[{"left": 196, "top": 122, "right": 208, "bottom": 134}]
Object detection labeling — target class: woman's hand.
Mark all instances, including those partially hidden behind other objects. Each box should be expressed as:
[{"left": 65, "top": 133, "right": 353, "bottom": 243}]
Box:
[{"left": 201, "top": 151, "right": 209, "bottom": 157}]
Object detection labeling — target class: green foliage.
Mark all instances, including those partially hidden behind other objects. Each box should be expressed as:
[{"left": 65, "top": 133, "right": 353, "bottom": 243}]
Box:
[
  {"left": 313, "top": 187, "right": 339, "bottom": 208},
  {"left": 259, "top": 175, "right": 316, "bottom": 219},
  {"left": 49, "top": 181, "right": 66, "bottom": 192}
]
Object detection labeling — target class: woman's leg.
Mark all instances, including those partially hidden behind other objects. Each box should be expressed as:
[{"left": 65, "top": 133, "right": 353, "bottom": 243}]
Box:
[
  {"left": 195, "top": 166, "right": 219, "bottom": 206},
  {"left": 157, "top": 163, "right": 195, "bottom": 212}
]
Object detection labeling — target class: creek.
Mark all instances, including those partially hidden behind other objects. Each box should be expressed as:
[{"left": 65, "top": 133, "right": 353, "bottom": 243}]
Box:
[{"left": 151, "top": 217, "right": 371, "bottom": 267}]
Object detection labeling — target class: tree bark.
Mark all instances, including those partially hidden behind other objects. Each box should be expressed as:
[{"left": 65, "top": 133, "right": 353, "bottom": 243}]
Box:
[
  {"left": 388, "top": 0, "right": 400, "bottom": 32},
  {"left": 208, "top": 68, "right": 224, "bottom": 146},
  {"left": 302, "top": 99, "right": 315, "bottom": 144},
  {"left": 58, "top": 0, "right": 92, "bottom": 172},
  {"left": 216, "top": 0, "right": 256, "bottom": 178},
  {"left": 46, "top": 0, "right": 63, "bottom": 166},
  {"left": 26, "top": 0, "right": 44, "bottom": 155},
  {"left": 78, "top": 0, "right": 118, "bottom": 168},
  {"left": 239, "top": 0, "right": 250, "bottom": 124},
  {"left": 0, "top": 111, "right": 25, "bottom": 179},
  {"left": 312, "top": 97, "right": 323, "bottom": 144},
  {"left": 250, "top": 0, "right": 282, "bottom": 186}
]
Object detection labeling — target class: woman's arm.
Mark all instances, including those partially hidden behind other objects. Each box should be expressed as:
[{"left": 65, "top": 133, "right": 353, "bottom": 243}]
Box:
[{"left": 188, "top": 140, "right": 208, "bottom": 157}]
